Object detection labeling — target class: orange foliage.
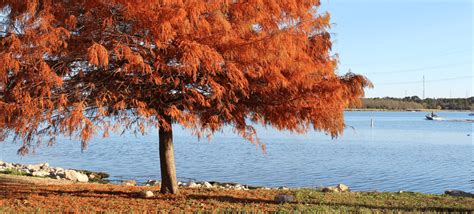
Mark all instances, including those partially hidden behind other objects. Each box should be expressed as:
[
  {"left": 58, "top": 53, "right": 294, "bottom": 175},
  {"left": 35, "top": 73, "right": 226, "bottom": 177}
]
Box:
[{"left": 0, "top": 0, "right": 370, "bottom": 153}]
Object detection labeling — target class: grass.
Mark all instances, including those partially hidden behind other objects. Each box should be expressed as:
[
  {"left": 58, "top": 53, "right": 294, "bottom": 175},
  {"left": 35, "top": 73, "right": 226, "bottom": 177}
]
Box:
[
  {"left": 290, "top": 189, "right": 473, "bottom": 213},
  {"left": 0, "top": 175, "right": 472, "bottom": 213},
  {"left": 0, "top": 168, "right": 29, "bottom": 176}
]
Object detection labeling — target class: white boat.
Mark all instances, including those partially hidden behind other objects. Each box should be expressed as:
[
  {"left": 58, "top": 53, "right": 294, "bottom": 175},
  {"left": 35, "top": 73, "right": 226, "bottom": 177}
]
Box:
[{"left": 425, "top": 113, "right": 443, "bottom": 121}]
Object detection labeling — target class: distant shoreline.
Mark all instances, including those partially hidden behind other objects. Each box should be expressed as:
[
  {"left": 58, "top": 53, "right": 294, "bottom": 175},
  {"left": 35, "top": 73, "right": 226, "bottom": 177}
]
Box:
[
  {"left": 357, "top": 97, "right": 473, "bottom": 112},
  {"left": 346, "top": 109, "right": 473, "bottom": 112}
]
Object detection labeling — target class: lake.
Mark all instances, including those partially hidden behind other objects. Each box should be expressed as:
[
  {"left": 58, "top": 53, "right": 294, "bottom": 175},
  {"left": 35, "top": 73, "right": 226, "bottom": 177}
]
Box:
[{"left": 1, "top": 111, "right": 472, "bottom": 194}]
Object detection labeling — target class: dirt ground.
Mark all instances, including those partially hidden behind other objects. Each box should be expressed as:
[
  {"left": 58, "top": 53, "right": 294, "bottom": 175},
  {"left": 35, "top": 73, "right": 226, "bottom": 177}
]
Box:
[
  {"left": 0, "top": 174, "right": 287, "bottom": 212},
  {"left": 1, "top": 174, "right": 473, "bottom": 213}
]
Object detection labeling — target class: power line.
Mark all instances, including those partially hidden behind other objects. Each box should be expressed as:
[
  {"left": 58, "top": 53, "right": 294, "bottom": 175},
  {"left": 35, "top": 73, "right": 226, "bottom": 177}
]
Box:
[
  {"left": 377, "top": 75, "right": 473, "bottom": 85},
  {"left": 341, "top": 48, "right": 473, "bottom": 67},
  {"left": 363, "top": 61, "right": 472, "bottom": 75}
]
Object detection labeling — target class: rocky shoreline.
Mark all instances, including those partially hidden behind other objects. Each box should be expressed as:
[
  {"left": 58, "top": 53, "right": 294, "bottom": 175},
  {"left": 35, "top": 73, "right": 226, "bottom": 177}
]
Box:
[
  {"left": 0, "top": 160, "right": 109, "bottom": 183},
  {"left": 0, "top": 160, "right": 350, "bottom": 192}
]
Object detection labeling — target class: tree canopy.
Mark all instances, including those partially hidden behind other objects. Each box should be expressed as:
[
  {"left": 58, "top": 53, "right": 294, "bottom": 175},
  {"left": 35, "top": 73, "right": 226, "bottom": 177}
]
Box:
[{"left": 0, "top": 0, "right": 370, "bottom": 154}]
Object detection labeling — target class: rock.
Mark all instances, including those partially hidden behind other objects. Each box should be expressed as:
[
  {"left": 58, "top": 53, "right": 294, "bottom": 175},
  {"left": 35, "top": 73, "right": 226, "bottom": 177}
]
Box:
[
  {"left": 77, "top": 174, "right": 89, "bottom": 182},
  {"left": 278, "top": 186, "right": 289, "bottom": 190},
  {"left": 26, "top": 164, "right": 39, "bottom": 172},
  {"left": 26, "top": 163, "right": 48, "bottom": 172},
  {"left": 445, "top": 190, "right": 474, "bottom": 198},
  {"left": 122, "top": 180, "right": 137, "bottom": 186},
  {"left": 322, "top": 186, "right": 339, "bottom": 193},
  {"left": 54, "top": 170, "right": 66, "bottom": 178},
  {"left": 32, "top": 170, "right": 50, "bottom": 177},
  {"left": 19, "top": 168, "right": 31, "bottom": 175},
  {"left": 233, "top": 184, "right": 247, "bottom": 190},
  {"left": 4, "top": 163, "right": 13, "bottom": 169},
  {"left": 39, "top": 163, "right": 49, "bottom": 170},
  {"left": 75, "top": 172, "right": 89, "bottom": 182},
  {"left": 187, "top": 182, "right": 200, "bottom": 188},
  {"left": 275, "top": 194, "right": 295, "bottom": 203},
  {"left": 145, "top": 180, "right": 160, "bottom": 186},
  {"left": 64, "top": 170, "right": 75, "bottom": 180},
  {"left": 64, "top": 170, "right": 89, "bottom": 182},
  {"left": 203, "top": 182, "right": 213, "bottom": 188},
  {"left": 247, "top": 185, "right": 262, "bottom": 190},
  {"left": 337, "top": 184, "right": 350, "bottom": 192},
  {"left": 139, "top": 190, "right": 154, "bottom": 198},
  {"left": 321, "top": 184, "right": 350, "bottom": 193},
  {"left": 49, "top": 168, "right": 63, "bottom": 176},
  {"left": 88, "top": 174, "right": 96, "bottom": 180}
]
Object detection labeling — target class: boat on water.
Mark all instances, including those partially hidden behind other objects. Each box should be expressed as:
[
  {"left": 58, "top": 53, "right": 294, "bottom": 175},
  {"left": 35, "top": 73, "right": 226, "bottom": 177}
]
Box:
[
  {"left": 425, "top": 112, "right": 443, "bottom": 121},
  {"left": 424, "top": 112, "right": 474, "bottom": 122}
]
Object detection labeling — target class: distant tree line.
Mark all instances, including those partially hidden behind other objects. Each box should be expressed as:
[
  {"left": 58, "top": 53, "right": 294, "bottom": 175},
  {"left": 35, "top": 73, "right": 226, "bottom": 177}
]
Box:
[{"left": 353, "top": 96, "right": 474, "bottom": 110}]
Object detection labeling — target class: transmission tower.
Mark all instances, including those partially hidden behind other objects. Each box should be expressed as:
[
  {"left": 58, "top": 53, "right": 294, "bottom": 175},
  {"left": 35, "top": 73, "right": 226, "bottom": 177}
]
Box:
[{"left": 422, "top": 75, "right": 425, "bottom": 99}]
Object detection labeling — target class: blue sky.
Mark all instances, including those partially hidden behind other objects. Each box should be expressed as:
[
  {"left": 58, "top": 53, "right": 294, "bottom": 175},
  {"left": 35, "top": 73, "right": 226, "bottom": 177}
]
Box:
[{"left": 321, "top": 0, "right": 472, "bottom": 98}]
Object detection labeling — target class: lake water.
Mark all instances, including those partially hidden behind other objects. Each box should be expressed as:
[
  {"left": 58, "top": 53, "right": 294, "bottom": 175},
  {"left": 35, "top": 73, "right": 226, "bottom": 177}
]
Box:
[{"left": 1, "top": 111, "right": 472, "bottom": 194}]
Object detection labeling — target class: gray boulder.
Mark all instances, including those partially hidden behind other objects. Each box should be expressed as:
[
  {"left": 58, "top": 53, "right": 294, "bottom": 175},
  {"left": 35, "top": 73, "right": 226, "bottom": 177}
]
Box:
[
  {"left": 65, "top": 170, "right": 89, "bottom": 182},
  {"left": 39, "top": 163, "right": 49, "bottom": 170},
  {"left": 187, "top": 182, "right": 200, "bottom": 188},
  {"left": 145, "top": 180, "right": 160, "bottom": 186},
  {"left": 203, "top": 182, "right": 213, "bottom": 188},
  {"left": 275, "top": 194, "right": 295, "bottom": 203},
  {"left": 32, "top": 170, "right": 50, "bottom": 177},
  {"left": 26, "top": 164, "right": 42, "bottom": 172},
  {"left": 322, "top": 184, "right": 350, "bottom": 193},
  {"left": 139, "top": 190, "right": 154, "bottom": 198},
  {"left": 122, "top": 180, "right": 137, "bottom": 186},
  {"left": 445, "top": 190, "right": 474, "bottom": 197},
  {"left": 337, "top": 184, "right": 350, "bottom": 192},
  {"left": 4, "top": 163, "right": 13, "bottom": 169},
  {"left": 322, "top": 186, "right": 339, "bottom": 193}
]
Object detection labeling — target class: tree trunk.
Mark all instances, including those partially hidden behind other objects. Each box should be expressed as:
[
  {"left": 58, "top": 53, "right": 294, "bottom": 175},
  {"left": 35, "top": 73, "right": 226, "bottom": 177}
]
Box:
[{"left": 159, "top": 122, "right": 179, "bottom": 194}]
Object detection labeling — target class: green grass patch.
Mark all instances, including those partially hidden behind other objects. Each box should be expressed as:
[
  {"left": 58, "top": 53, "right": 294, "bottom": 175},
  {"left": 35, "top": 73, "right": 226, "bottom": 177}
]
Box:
[
  {"left": 292, "top": 189, "right": 474, "bottom": 213},
  {"left": 0, "top": 168, "right": 29, "bottom": 176}
]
